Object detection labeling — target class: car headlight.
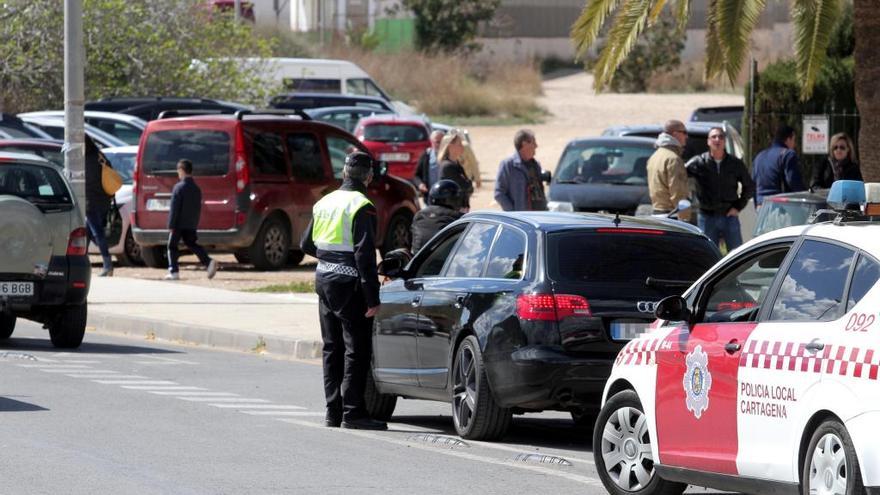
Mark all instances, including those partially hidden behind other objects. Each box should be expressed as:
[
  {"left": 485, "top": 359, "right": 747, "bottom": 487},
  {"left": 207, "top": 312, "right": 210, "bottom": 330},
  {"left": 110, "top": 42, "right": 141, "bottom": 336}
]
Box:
[{"left": 547, "top": 201, "right": 574, "bottom": 212}]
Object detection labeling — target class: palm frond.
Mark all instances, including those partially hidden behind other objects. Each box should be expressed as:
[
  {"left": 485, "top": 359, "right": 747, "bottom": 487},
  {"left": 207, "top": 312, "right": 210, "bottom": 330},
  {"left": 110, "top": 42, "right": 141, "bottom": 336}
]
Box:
[
  {"left": 703, "top": 0, "right": 726, "bottom": 81},
  {"left": 713, "top": 0, "right": 766, "bottom": 84},
  {"left": 673, "top": 0, "right": 690, "bottom": 33},
  {"left": 592, "top": 0, "right": 654, "bottom": 90},
  {"left": 792, "top": 0, "right": 841, "bottom": 99},
  {"left": 648, "top": 0, "right": 670, "bottom": 25},
  {"left": 571, "top": 0, "right": 625, "bottom": 60}
]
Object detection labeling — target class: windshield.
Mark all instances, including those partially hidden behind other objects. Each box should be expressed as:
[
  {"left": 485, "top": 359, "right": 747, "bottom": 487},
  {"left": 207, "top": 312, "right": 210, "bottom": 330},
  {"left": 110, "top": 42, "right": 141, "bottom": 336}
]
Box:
[
  {"left": 0, "top": 163, "right": 72, "bottom": 205},
  {"left": 555, "top": 144, "right": 653, "bottom": 184},
  {"left": 363, "top": 124, "right": 428, "bottom": 143},
  {"left": 142, "top": 130, "right": 231, "bottom": 176},
  {"left": 102, "top": 150, "right": 136, "bottom": 184},
  {"left": 754, "top": 200, "right": 821, "bottom": 237}
]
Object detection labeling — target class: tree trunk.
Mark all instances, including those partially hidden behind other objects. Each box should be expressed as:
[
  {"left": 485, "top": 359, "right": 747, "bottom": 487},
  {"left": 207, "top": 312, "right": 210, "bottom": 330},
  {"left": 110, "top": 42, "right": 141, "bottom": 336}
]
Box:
[{"left": 854, "top": 0, "right": 880, "bottom": 181}]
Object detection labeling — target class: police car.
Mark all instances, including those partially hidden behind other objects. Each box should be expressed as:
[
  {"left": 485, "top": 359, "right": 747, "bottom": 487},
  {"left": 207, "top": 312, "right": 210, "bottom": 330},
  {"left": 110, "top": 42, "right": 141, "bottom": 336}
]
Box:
[{"left": 594, "top": 180, "right": 880, "bottom": 495}]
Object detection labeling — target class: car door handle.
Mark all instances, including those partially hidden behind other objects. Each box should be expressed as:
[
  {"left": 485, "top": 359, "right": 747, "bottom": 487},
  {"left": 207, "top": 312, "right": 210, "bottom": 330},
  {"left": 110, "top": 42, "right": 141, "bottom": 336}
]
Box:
[
  {"left": 454, "top": 295, "right": 466, "bottom": 309},
  {"left": 724, "top": 342, "right": 742, "bottom": 354},
  {"left": 411, "top": 296, "right": 421, "bottom": 308},
  {"left": 805, "top": 340, "right": 825, "bottom": 352}
]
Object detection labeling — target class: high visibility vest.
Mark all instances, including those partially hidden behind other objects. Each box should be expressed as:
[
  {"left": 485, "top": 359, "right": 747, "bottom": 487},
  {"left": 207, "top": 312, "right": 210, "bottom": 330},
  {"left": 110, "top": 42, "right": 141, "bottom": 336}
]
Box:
[{"left": 311, "top": 189, "right": 373, "bottom": 252}]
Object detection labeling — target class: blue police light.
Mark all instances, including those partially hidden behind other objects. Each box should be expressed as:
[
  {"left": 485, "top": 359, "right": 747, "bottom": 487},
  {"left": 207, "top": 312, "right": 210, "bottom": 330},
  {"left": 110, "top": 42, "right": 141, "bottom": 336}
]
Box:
[{"left": 827, "top": 180, "right": 866, "bottom": 211}]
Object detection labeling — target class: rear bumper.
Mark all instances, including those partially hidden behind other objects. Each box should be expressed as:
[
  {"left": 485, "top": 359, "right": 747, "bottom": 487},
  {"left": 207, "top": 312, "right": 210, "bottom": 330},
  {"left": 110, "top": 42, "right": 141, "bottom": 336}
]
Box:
[
  {"left": 485, "top": 345, "right": 613, "bottom": 410},
  {"left": 1, "top": 255, "right": 90, "bottom": 318},
  {"left": 387, "top": 162, "right": 417, "bottom": 180},
  {"left": 133, "top": 215, "right": 261, "bottom": 249}
]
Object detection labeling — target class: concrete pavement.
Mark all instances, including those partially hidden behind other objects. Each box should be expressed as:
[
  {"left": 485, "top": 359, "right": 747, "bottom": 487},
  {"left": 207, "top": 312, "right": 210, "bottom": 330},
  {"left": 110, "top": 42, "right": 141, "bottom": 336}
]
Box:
[{"left": 86, "top": 276, "right": 324, "bottom": 359}]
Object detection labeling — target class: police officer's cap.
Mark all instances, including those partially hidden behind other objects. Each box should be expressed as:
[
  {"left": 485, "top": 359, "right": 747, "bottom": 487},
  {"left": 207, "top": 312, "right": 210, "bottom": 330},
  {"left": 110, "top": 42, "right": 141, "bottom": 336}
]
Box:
[
  {"left": 345, "top": 152, "right": 375, "bottom": 171},
  {"left": 429, "top": 179, "right": 463, "bottom": 209}
]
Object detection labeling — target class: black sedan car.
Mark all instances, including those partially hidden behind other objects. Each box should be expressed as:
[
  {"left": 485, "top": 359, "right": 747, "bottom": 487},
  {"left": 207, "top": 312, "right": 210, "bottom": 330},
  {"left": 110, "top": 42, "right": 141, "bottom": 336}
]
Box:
[
  {"left": 367, "top": 211, "right": 721, "bottom": 440},
  {"left": 547, "top": 137, "right": 655, "bottom": 214}
]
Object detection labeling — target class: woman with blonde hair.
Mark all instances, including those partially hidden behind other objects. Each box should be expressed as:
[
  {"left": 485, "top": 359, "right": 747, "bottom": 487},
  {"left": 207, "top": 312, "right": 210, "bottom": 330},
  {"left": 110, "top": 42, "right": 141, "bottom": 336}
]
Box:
[
  {"left": 811, "top": 132, "right": 861, "bottom": 190},
  {"left": 437, "top": 129, "right": 473, "bottom": 210}
]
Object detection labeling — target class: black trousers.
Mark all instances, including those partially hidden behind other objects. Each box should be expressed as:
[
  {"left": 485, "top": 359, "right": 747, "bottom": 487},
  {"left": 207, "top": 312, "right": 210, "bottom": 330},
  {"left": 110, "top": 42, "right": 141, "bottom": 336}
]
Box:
[
  {"left": 316, "top": 274, "right": 373, "bottom": 421},
  {"left": 167, "top": 229, "right": 211, "bottom": 273}
]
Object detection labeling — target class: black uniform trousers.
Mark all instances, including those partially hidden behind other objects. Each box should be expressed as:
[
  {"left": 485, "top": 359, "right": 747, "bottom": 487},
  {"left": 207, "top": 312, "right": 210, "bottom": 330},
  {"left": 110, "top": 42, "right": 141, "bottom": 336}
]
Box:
[{"left": 316, "top": 273, "right": 373, "bottom": 421}]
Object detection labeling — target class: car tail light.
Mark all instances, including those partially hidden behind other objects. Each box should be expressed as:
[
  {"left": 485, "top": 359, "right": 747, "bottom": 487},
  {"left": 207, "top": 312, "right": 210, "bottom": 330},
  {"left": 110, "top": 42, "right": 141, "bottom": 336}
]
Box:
[
  {"left": 66, "top": 227, "right": 88, "bottom": 256},
  {"left": 234, "top": 126, "right": 249, "bottom": 193},
  {"left": 517, "top": 294, "right": 591, "bottom": 321},
  {"left": 235, "top": 211, "right": 246, "bottom": 226}
]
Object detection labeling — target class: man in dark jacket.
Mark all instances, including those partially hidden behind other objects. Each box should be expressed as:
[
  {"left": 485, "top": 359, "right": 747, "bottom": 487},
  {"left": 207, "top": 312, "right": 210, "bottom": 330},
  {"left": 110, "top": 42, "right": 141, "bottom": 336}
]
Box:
[
  {"left": 166, "top": 159, "right": 217, "bottom": 281},
  {"left": 494, "top": 129, "right": 547, "bottom": 211},
  {"left": 84, "top": 136, "right": 115, "bottom": 277},
  {"left": 300, "top": 151, "right": 386, "bottom": 431},
  {"left": 752, "top": 124, "right": 806, "bottom": 206},
  {"left": 410, "top": 180, "right": 463, "bottom": 253},
  {"left": 686, "top": 126, "right": 755, "bottom": 250},
  {"left": 412, "top": 130, "right": 444, "bottom": 204}
]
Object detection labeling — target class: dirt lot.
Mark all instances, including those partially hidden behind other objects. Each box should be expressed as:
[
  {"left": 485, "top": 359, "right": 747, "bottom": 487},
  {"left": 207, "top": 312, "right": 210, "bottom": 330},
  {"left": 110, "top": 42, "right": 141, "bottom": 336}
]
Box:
[{"left": 105, "top": 72, "right": 742, "bottom": 291}]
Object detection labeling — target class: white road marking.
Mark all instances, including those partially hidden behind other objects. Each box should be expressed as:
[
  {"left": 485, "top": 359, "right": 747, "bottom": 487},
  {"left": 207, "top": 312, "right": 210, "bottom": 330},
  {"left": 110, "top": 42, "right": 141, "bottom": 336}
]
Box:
[
  {"left": 42, "top": 369, "right": 118, "bottom": 374},
  {"left": 19, "top": 364, "right": 92, "bottom": 369},
  {"left": 94, "top": 380, "right": 178, "bottom": 385},
  {"left": 134, "top": 355, "right": 198, "bottom": 365},
  {"left": 55, "top": 360, "right": 100, "bottom": 364},
  {"left": 278, "top": 418, "right": 604, "bottom": 487},
  {"left": 151, "top": 391, "right": 238, "bottom": 396},
  {"left": 65, "top": 374, "right": 148, "bottom": 379},
  {"left": 177, "top": 397, "right": 270, "bottom": 403},
  {"left": 242, "top": 411, "right": 324, "bottom": 417},
  {"left": 209, "top": 404, "right": 306, "bottom": 410},
  {"left": 121, "top": 386, "right": 207, "bottom": 391}
]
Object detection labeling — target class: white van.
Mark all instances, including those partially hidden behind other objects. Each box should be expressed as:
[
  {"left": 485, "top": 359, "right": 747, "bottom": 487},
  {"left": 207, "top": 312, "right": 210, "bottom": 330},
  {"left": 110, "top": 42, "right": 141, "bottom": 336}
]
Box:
[{"left": 238, "top": 57, "right": 392, "bottom": 102}]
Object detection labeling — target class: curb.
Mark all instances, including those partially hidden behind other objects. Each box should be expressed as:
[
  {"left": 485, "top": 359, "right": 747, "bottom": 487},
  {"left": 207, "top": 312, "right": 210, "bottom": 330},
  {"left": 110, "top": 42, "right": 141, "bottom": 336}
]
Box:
[{"left": 87, "top": 311, "right": 323, "bottom": 360}]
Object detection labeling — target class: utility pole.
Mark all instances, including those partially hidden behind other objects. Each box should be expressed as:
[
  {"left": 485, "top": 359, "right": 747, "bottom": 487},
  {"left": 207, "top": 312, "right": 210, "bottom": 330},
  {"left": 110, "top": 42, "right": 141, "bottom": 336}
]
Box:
[
  {"left": 64, "top": 0, "right": 86, "bottom": 218},
  {"left": 234, "top": 0, "right": 242, "bottom": 23}
]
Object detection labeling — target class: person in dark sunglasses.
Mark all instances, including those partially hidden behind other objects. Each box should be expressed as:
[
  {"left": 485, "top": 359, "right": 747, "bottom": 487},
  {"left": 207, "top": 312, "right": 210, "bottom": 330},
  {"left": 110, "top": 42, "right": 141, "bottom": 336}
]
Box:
[{"left": 810, "top": 132, "right": 862, "bottom": 190}]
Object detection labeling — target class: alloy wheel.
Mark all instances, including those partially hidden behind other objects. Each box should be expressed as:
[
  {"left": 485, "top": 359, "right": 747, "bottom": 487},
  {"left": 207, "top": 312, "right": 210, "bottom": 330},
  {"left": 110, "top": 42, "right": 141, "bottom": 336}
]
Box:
[
  {"left": 452, "top": 344, "right": 477, "bottom": 431},
  {"left": 809, "top": 433, "right": 848, "bottom": 495},
  {"left": 263, "top": 226, "right": 287, "bottom": 265},
  {"left": 125, "top": 231, "right": 142, "bottom": 263},
  {"left": 601, "top": 406, "right": 655, "bottom": 491}
]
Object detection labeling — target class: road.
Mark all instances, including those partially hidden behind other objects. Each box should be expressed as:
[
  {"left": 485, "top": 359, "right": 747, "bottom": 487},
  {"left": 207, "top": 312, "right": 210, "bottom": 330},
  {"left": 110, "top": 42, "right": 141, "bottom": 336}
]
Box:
[{"left": 3, "top": 320, "right": 607, "bottom": 494}]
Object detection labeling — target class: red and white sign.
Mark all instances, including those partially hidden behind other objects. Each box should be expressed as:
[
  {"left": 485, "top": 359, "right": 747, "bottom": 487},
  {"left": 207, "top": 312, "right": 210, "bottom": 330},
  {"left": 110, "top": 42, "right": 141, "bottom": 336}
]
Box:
[{"left": 802, "top": 115, "right": 829, "bottom": 154}]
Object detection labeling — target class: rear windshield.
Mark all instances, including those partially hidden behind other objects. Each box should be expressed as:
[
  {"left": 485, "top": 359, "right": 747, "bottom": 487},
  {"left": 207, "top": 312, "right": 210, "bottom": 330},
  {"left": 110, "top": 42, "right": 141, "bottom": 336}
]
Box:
[
  {"left": 142, "top": 129, "right": 230, "bottom": 176},
  {"left": 0, "top": 163, "right": 72, "bottom": 205},
  {"left": 363, "top": 124, "right": 428, "bottom": 143},
  {"left": 1, "top": 146, "right": 63, "bottom": 168},
  {"left": 102, "top": 149, "right": 136, "bottom": 184},
  {"left": 754, "top": 200, "right": 820, "bottom": 237},
  {"left": 556, "top": 143, "right": 653, "bottom": 185},
  {"left": 547, "top": 231, "right": 719, "bottom": 284}
]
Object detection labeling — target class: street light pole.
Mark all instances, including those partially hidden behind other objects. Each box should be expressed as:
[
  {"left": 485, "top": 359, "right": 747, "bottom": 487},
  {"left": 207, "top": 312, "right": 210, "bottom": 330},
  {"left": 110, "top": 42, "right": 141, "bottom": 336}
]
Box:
[
  {"left": 64, "top": 0, "right": 86, "bottom": 219},
  {"left": 234, "top": 0, "right": 241, "bottom": 23}
]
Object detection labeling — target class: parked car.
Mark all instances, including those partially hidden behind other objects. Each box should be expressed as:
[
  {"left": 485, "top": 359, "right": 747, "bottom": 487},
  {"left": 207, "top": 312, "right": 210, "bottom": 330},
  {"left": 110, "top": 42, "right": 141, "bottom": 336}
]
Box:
[
  {"left": 367, "top": 211, "right": 721, "bottom": 440},
  {"left": 19, "top": 110, "right": 147, "bottom": 145},
  {"left": 754, "top": 189, "right": 828, "bottom": 238},
  {"left": 269, "top": 93, "right": 395, "bottom": 113},
  {"left": 353, "top": 114, "right": 431, "bottom": 180},
  {"left": 690, "top": 105, "right": 744, "bottom": 132},
  {"left": 0, "top": 152, "right": 90, "bottom": 348},
  {"left": 546, "top": 137, "right": 655, "bottom": 214},
  {"left": 132, "top": 111, "right": 419, "bottom": 270},
  {"left": 0, "top": 113, "right": 53, "bottom": 140},
  {"left": 303, "top": 106, "right": 394, "bottom": 133},
  {"left": 85, "top": 97, "right": 252, "bottom": 121},
  {"left": 205, "top": 0, "right": 254, "bottom": 21},
  {"left": 602, "top": 121, "right": 745, "bottom": 162},
  {"left": 0, "top": 139, "right": 64, "bottom": 167},
  {"left": 87, "top": 145, "right": 142, "bottom": 266},
  {"left": 18, "top": 116, "right": 126, "bottom": 149}
]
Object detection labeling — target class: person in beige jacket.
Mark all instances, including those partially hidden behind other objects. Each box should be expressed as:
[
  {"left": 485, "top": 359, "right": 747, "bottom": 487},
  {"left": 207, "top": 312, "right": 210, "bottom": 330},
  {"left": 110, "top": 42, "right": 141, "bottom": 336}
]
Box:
[{"left": 647, "top": 120, "right": 691, "bottom": 221}]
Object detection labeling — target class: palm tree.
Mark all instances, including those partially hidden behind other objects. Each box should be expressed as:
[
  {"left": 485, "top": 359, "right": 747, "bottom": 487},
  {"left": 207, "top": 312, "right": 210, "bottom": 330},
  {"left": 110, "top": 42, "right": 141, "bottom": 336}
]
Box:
[{"left": 571, "top": 0, "right": 878, "bottom": 180}]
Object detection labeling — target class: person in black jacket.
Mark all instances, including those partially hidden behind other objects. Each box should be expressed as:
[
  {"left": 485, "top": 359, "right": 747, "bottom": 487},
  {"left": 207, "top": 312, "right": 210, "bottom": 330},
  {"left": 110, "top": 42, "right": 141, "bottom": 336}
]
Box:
[
  {"left": 437, "top": 129, "right": 473, "bottom": 210},
  {"left": 685, "top": 126, "right": 755, "bottom": 250},
  {"left": 165, "top": 159, "right": 217, "bottom": 281},
  {"left": 410, "top": 180, "right": 464, "bottom": 254},
  {"left": 84, "top": 136, "right": 115, "bottom": 277},
  {"left": 412, "top": 130, "right": 444, "bottom": 204},
  {"left": 811, "top": 132, "right": 862, "bottom": 190}
]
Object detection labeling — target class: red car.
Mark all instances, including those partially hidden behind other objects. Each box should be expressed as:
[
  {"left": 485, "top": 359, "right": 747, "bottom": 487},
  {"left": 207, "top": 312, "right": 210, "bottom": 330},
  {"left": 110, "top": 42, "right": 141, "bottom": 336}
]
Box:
[
  {"left": 132, "top": 112, "right": 419, "bottom": 270},
  {"left": 354, "top": 115, "right": 431, "bottom": 181}
]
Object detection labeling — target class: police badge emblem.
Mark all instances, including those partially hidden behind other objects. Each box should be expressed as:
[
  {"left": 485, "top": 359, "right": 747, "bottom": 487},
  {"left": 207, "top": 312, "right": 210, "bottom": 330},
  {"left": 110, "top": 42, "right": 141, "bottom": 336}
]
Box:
[{"left": 683, "top": 345, "right": 712, "bottom": 419}]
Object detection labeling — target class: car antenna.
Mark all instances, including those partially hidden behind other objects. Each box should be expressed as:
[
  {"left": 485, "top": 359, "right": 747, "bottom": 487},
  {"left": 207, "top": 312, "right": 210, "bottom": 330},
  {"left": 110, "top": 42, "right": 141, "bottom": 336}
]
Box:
[{"left": 613, "top": 212, "right": 621, "bottom": 227}]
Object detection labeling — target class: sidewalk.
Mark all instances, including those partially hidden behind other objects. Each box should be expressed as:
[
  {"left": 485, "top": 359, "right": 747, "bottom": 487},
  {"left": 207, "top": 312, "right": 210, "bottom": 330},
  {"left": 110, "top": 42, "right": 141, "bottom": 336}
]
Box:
[{"left": 87, "top": 277, "right": 324, "bottom": 359}]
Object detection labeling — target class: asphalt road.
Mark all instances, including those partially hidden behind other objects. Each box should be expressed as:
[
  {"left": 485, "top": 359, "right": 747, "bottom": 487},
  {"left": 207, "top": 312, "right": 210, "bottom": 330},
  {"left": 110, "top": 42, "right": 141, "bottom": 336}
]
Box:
[{"left": 1, "top": 320, "right": 614, "bottom": 495}]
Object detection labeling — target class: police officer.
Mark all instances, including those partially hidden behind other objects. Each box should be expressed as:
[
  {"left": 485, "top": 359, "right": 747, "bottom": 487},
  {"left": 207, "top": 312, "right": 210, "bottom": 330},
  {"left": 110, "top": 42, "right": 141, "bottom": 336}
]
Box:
[
  {"left": 300, "top": 151, "right": 387, "bottom": 431},
  {"left": 410, "top": 179, "right": 464, "bottom": 253}
]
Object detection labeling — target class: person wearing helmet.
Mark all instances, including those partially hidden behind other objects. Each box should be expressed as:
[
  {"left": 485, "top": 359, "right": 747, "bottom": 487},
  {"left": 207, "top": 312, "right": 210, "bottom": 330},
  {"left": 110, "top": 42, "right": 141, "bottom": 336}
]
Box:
[
  {"left": 410, "top": 179, "right": 464, "bottom": 253},
  {"left": 300, "top": 151, "right": 387, "bottom": 431}
]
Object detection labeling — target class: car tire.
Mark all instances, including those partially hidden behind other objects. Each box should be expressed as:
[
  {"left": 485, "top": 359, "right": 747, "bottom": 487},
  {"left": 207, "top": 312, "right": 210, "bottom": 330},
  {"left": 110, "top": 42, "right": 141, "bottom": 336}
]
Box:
[
  {"left": 48, "top": 303, "right": 87, "bottom": 349},
  {"left": 381, "top": 211, "right": 412, "bottom": 256},
  {"left": 286, "top": 250, "right": 305, "bottom": 267},
  {"left": 801, "top": 419, "right": 864, "bottom": 495},
  {"left": 594, "top": 390, "right": 686, "bottom": 495},
  {"left": 364, "top": 372, "right": 397, "bottom": 421},
  {"left": 116, "top": 229, "right": 144, "bottom": 267},
  {"left": 141, "top": 245, "right": 169, "bottom": 269},
  {"left": 451, "top": 335, "right": 511, "bottom": 440},
  {"left": 248, "top": 217, "right": 290, "bottom": 271},
  {"left": 0, "top": 313, "right": 15, "bottom": 339}
]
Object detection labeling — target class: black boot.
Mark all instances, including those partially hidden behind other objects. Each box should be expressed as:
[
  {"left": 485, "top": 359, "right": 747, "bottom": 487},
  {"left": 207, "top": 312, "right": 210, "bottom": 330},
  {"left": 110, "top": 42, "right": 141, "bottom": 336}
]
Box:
[{"left": 341, "top": 417, "right": 388, "bottom": 431}]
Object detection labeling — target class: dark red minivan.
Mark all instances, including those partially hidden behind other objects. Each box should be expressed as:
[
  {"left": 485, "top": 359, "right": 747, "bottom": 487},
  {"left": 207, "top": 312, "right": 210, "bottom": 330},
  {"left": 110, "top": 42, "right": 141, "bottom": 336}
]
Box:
[{"left": 131, "top": 112, "right": 419, "bottom": 270}]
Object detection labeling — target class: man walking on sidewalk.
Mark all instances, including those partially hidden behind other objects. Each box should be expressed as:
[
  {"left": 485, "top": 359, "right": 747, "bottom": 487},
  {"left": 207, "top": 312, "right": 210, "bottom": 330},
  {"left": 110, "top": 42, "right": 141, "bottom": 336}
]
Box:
[
  {"left": 301, "top": 151, "right": 387, "bottom": 431},
  {"left": 166, "top": 159, "right": 217, "bottom": 281}
]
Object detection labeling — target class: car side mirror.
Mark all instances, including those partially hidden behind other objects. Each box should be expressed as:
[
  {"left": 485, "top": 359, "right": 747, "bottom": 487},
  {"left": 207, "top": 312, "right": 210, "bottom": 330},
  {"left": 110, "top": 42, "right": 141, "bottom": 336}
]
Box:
[
  {"left": 541, "top": 170, "right": 552, "bottom": 183},
  {"left": 377, "top": 248, "right": 412, "bottom": 279},
  {"left": 655, "top": 295, "right": 691, "bottom": 322}
]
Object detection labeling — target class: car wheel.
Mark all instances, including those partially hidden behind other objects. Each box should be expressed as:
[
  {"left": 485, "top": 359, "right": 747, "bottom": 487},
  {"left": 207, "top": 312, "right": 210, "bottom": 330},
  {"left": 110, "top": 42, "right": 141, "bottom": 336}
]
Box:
[
  {"left": 594, "top": 390, "right": 686, "bottom": 495},
  {"left": 801, "top": 419, "right": 864, "bottom": 495},
  {"left": 248, "top": 217, "right": 290, "bottom": 271},
  {"left": 48, "top": 303, "right": 87, "bottom": 349},
  {"left": 0, "top": 313, "right": 15, "bottom": 339},
  {"left": 141, "top": 245, "right": 168, "bottom": 269},
  {"left": 381, "top": 211, "right": 412, "bottom": 256},
  {"left": 286, "top": 250, "right": 305, "bottom": 267},
  {"left": 116, "top": 229, "right": 144, "bottom": 266},
  {"left": 364, "top": 372, "right": 397, "bottom": 421},
  {"left": 451, "top": 335, "right": 511, "bottom": 440}
]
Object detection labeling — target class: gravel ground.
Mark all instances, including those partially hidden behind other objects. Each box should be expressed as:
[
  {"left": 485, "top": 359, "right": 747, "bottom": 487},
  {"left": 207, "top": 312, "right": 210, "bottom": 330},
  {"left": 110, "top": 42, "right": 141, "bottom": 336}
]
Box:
[{"left": 103, "top": 72, "right": 743, "bottom": 292}]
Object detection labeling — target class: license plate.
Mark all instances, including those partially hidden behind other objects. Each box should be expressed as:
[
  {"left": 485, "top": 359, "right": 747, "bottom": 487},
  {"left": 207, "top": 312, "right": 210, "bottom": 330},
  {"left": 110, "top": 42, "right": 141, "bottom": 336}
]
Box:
[
  {"left": 610, "top": 322, "right": 650, "bottom": 341},
  {"left": 379, "top": 152, "right": 410, "bottom": 162},
  {"left": 147, "top": 198, "right": 171, "bottom": 211},
  {"left": 0, "top": 282, "right": 34, "bottom": 297}
]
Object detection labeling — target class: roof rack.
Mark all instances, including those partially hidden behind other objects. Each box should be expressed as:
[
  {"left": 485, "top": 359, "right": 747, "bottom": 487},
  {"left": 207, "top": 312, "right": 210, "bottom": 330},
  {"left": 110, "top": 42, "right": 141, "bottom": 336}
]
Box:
[
  {"left": 157, "top": 109, "right": 227, "bottom": 119},
  {"left": 233, "top": 109, "right": 311, "bottom": 121}
]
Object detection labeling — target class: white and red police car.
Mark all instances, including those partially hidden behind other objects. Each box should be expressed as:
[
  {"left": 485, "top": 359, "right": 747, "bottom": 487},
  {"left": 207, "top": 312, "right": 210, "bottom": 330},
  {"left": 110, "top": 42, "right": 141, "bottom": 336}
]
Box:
[{"left": 594, "top": 180, "right": 880, "bottom": 495}]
